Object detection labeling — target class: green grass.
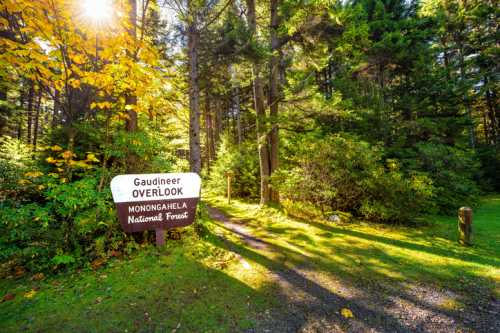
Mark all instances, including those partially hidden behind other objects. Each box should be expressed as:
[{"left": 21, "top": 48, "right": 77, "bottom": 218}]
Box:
[
  {"left": 0, "top": 224, "right": 273, "bottom": 333},
  {"left": 204, "top": 194, "right": 500, "bottom": 298},
  {"left": 1, "top": 196, "right": 499, "bottom": 332}
]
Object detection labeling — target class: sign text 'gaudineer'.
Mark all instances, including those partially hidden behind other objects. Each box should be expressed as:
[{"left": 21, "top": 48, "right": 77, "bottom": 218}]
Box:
[{"left": 110, "top": 173, "right": 201, "bottom": 233}]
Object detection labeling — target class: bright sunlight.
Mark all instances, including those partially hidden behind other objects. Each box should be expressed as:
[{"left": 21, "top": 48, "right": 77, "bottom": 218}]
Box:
[
  {"left": 81, "top": 0, "right": 113, "bottom": 24},
  {"left": 1, "top": 1, "right": 498, "bottom": 332}
]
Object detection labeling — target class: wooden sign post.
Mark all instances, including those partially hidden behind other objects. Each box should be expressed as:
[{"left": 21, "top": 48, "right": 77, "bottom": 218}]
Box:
[
  {"left": 110, "top": 173, "right": 201, "bottom": 246},
  {"left": 155, "top": 228, "right": 166, "bottom": 246},
  {"left": 225, "top": 171, "right": 233, "bottom": 204},
  {"left": 458, "top": 207, "right": 472, "bottom": 246}
]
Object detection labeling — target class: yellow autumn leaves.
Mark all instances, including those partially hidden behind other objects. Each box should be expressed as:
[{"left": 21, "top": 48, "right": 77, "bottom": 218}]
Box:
[
  {"left": 18, "top": 146, "right": 101, "bottom": 187},
  {"left": 44, "top": 146, "right": 100, "bottom": 170},
  {"left": 24, "top": 171, "right": 44, "bottom": 178},
  {"left": 24, "top": 289, "right": 37, "bottom": 299},
  {"left": 340, "top": 307, "right": 354, "bottom": 319}
]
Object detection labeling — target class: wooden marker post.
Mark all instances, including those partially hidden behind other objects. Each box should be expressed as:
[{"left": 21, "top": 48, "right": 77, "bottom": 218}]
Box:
[
  {"left": 226, "top": 172, "right": 232, "bottom": 204},
  {"left": 155, "top": 229, "right": 165, "bottom": 246},
  {"left": 458, "top": 207, "right": 472, "bottom": 246}
]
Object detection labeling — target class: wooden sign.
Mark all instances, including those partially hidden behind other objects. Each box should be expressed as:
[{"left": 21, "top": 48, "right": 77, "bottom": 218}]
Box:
[{"left": 110, "top": 173, "right": 201, "bottom": 233}]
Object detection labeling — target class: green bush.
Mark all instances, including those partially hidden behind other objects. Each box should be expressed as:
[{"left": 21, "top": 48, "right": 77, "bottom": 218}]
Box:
[
  {"left": 0, "top": 124, "right": 183, "bottom": 275},
  {"left": 396, "top": 143, "right": 481, "bottom": 213},
  {"left": 476, "top": 145, "right": 500, "bottom": 191},
  {"left": 207, "top": 136, "right": 259, "bottom": 198},
  {"left": 273, "top": 133, "right": 435, "bottom": 223},
  {"left": 0, "top": 176, "right": 126, "bottom": 273},
  {"left": 0, "top": 136, "right": 34, "bottom": 199}
]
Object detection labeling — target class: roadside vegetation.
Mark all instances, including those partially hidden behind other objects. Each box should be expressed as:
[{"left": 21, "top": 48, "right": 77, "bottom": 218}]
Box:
[
  {"left": 0, "top": 0, "right": 499, "bottom": 331},
  {"left": 1, "top": 196, "right": 498, "bottom": 332}
]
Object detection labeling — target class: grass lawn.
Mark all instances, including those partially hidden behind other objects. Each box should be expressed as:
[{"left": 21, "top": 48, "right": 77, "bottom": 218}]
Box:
[
  {"left": 1, "top": 196, "right": 499, "bottom": 332},
  {"left": 0, "top": 221, "right": 273, "bottom": 333},
  {"left": 204, "top": 194, "right": 500, "bottom": 299}
]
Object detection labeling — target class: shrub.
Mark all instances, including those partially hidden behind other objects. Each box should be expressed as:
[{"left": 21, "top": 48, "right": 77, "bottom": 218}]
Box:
[
  {"left": 476, "top": 145, "right": 500, "bottom": 192},
  {"left": 0, "top": 125, "right": 183, "bottom": 275},
  {"left": 273, "top": 133, "right": 434, "bottom": 223},
  {"left": 0, "top": 176, "right": 125, "bottom": 273},
  {"left": 396, "top": 143, "right": 481, "bottom": 213},
  {"left": 0, "top": 136, "right": 34, "bottom": 200}
]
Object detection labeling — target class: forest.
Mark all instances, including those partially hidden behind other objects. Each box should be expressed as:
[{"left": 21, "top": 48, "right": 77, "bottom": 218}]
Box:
[{"left": 0, "top": 0, "right": 499, "bottom": 332}]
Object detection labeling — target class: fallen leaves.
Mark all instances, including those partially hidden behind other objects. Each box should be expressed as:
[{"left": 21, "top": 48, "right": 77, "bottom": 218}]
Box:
[
  {"left": 24, "top": 289, "right": 37, "bottom": 299},
  {"left": 14, "top": 266, "right": 26, "bottom": 278},
  {"left": 46, "top": 156, "right": 58, "bottom": 164},
  {"left": 340, "top": 307, "right": 354, "bottom": 319},
  {"left": 24, "top": 171, "right": 44, "bottom": 178},
  {"left": 32, "top": 272, "right": 45, "bottom": 281},
  {"left": 2, "top": 293, "right": 15, "bottom": 302},
  {"left": 91, "top": 258, "right": 106, "bottom": 270}
]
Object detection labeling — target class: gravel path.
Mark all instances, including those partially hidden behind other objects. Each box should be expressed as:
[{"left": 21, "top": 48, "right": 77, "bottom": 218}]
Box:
[{"left": 207, "top": 206, "right": 500, "bottom": 333}]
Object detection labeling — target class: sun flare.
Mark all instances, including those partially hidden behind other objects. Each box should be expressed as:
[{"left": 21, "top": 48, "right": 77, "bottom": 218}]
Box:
[{"left": 82, "top": 0, "right": 113, "bottom": 24}]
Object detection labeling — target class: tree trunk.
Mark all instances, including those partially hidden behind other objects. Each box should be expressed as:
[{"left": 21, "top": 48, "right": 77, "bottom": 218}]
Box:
[
  {"left": 33, "top": 90, "right": 42, "bottom": 151},
  {"left": 233, "top": 86, "right": 242, "bottom": 146},
  {"left": 17, "top": 87, "right": 24, "bottom": 140},
  {"left": 188, "top": 20, "right": 201, "bottom": 174},
  {"left": 213, "top": 98, "right": 222, "bottom": 148},
  {"left": 458, "top": 39, "right": 475, "bottom": 149},
  {"left": 0, "top": 87, "right": 7, "bottom": 136},
  {"left": 126, "top": 0, "right": 138, "bottom": 133},
  {"left": 52, "top": 89, "right": 60, "bottom": 127},
  {"left": 229, "top": 66, "right": 242, "bottom": 147},
  {"left": 206, "top": 94, "right": 216, "bottom": 163},
  {"left": 269, "top": 0, "right": 281, "bottom": 203},
  {"left": 254, "top": 66, "right": 271, "bottom": 204},
  {"left": 484, "top": 76, "right": 498, "bottom": 144},
  {"left": 26, "top": 82, "right": 34, "bottom": 145},
  {"left": 203, "top": 91, "right": 213, "bottom": 170},
  {"left": 126, "top": 0, "right": 139, "bottom": 172},
  {"left": 246, "top": 0, "right": 271, "bottom": 204}
]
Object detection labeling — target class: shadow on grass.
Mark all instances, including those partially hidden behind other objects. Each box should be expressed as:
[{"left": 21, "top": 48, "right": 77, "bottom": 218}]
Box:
[
  {"left": 206, "top": 229, "right": 416, "bottom": 332},
  {"left": 304, "top": 219, "right": 500, "bottom": 269},
  {"left": 208, "top": 204, "right": 500, "bottom": 332},
  {"left": 0, "top": 250, "right": 272, "bottom": 333}
]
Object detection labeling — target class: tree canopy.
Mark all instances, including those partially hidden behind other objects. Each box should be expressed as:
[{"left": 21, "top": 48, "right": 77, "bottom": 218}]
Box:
[{"left": 0, "top": 0, "right": 498, "bottom": 271}]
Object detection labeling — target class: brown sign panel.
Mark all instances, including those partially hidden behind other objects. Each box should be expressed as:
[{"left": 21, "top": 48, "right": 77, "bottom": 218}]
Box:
[{"left": 110, "top": 173, "right": 201, "bottom": 233}]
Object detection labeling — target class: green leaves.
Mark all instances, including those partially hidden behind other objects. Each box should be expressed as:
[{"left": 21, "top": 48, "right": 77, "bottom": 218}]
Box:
[
  {"left": 274, "top": 132, "right": 435, "bottom": 223},
  {"left": 51, "top": 254, "right": 76, "bottom": 266}
]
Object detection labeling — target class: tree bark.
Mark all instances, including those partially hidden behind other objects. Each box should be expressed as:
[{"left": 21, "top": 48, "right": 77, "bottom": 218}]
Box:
[
  {"left": 206, "top": 94, "right": 216, "bottom": 163},
  {"left": 52, "top": 89, "right": 60, "bottom": 127},
  {"left": 17, "top": 87, "right": 24, "bottom": 140},
  {"left": 484, "top": 76, "right": 498, "bottom": 144},
  {"left": 254, "top": 66, "right": 271, "bottom": 204},
  {"left": 125, "top": 0, "right": 139, "bottom": 172},
  {"left": 203, "top": 91, "right": 213, "bottom": 170},
  {"left": 269, "top": 0, "right": 281, "bottom": 203},
  {"left": 188, "top": 19, "right": 201, "bottom": 174},
  {"left": 26, "top": 82, "right": 34, "bottom": 145},
  {"left": 33, "top": 89, "right": 42, "bottom": 151},
  {"left": 213, "top": 98, "right": 222, "bottom": 148},
  {"left": 233, "top": 85, "right": 242, "bottom": 146},
  {"left": 126, "top": 0, "right": 138, "bottom": 133},
  {"left": 246, "top": 0, "right": 271, "bottom": 204},
  {"left": 458, "top": 39, "right": 475, "bottom": 149}
]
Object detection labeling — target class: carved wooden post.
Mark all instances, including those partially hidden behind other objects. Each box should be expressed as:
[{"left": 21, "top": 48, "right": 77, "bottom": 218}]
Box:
[{"left": 458, "top": 207, "right": 472, "bottom": 246}]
